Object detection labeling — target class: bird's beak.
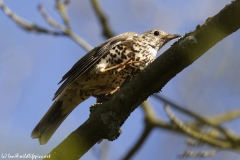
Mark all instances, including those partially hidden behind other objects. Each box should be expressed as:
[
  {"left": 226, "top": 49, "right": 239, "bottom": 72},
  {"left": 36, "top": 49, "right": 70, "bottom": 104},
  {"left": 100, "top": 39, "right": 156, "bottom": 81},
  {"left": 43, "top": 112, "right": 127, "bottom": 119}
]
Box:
[{"left": 164, "top": 34, "right": 181, "bottom": 41}]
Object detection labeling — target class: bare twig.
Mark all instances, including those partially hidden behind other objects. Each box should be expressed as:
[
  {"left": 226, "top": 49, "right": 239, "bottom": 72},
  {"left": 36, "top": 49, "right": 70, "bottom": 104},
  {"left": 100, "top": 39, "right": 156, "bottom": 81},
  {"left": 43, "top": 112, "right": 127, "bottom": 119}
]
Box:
[
  {"left": 122, "top": 101, "right": 154, "bottom": 160},
  {"left": 164, "top": 105, "right": 237, "bottom": 149},
  {"left": 153, "top": 94, "right": 240, "bottom": 142},
  {"left": 100, "top": 140, "right": 109, "bottom": 160},
  {"left": 178, "top": 149, "right": 218, "bottom": 158},
  {"left": 0, "top": 0, "right": 92, "bottom": 51},
  {"left": 204, "top": 110, "right": 240, "bottom": 125},
  {"left": 123, "top": 125, "right": 152, "bottom": 160},
  {"left": 123, "top": 100, "right": 240, "bottom": 159},
  {"left": 38, "top": 5, "right": 65, "bottom": 31},
  {"left": 91, "top": 0, "right": 114, "bottom": 39},
  {"left": 67, "top": 31, "right": 93, "bottom": 51},
  {"left": 56, "top": 0, "right": 70, "bottom": 29},
  {"left": 38, "top": 3, "right": 93, "bottom": 51},
  {"left": 64, "top": 0, "right": 70, "bottom": 5},
  {"left": 185, "top": 138, "right": 205, "bottom": 147},
  {"left": 52, "top": 0, "right": 92, "bottom": 51},
  {"left": 0, "top": 0, "right": 64, "bottom": 35}
]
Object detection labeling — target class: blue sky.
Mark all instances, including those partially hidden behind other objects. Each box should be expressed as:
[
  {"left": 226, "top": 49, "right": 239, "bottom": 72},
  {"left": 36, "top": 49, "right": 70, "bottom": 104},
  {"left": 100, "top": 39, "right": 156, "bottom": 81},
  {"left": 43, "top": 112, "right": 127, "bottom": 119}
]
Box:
[{"left": 0, "top": 0, "right": 240, "bottom": 160}]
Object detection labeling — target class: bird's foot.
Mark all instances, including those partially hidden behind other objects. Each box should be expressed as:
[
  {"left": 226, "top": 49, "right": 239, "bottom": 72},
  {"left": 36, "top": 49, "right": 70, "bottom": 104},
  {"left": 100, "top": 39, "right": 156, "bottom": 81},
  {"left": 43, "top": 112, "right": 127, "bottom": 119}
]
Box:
[
  {"left": 109, "top": 86, "right": 120, "bottom": 95},
  {"left": 96, "top": 57, "right": 143, "bottom": 74}
]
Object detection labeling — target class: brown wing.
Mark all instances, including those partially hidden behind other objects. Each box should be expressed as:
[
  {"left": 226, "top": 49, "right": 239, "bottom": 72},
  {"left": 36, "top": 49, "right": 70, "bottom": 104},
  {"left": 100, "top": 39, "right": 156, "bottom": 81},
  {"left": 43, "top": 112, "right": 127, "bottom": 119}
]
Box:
[{"left": 53, "top": 32, "right": 137, "bottom": 100}]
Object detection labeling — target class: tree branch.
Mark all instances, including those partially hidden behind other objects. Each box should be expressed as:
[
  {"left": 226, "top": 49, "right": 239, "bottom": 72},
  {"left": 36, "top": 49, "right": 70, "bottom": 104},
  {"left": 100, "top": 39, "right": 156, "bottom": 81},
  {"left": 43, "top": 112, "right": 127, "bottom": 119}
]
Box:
[
  {"left": 0, "top": 0, "right": 64, "bottom": 35},
  {"left": 164, "top": 105, "right": 237, "bottom": 149},
  {"left": 178, "top": 149, "right": 218, "bottom": 158},
  {"left": 123, "top": 98, "right": 240, "bottom": 159},
  {"left": 44, "top": 1, "right": 240, "bottom": 159},
  {"left": 153, "top": 94, "right": 240, "bottom": 142},
  {"left": 122, "top": 101, "right": 179, "bottom": 160},
  {"left": 38, "top": 5, "right": 65, "bottom": 31},
  {"left": 0, "top": 0, "right": 92, "bottom": 51},
  {"left": 56, "top": 0, "right": 71, "bottom": 29},
  {"left": 122, "top": 101, "right": 154, "bottom": 160},
  {"left": 90, "top": 0, "right": 114, "bottom": 39}
]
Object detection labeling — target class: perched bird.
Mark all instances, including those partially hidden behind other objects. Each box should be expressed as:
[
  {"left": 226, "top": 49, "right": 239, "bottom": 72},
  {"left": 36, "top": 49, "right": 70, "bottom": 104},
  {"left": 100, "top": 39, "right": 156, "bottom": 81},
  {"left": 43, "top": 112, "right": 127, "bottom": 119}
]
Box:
[{"left": 31, "top": 29, "right": 180, "bottom": 144}]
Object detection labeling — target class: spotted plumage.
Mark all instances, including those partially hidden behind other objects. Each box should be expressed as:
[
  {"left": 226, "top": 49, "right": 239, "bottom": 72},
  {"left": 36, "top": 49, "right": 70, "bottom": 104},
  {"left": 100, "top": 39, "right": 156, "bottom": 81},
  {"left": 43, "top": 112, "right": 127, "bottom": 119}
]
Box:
[{"left": 31, "top": 29, "right": 180, "bottom": 144}]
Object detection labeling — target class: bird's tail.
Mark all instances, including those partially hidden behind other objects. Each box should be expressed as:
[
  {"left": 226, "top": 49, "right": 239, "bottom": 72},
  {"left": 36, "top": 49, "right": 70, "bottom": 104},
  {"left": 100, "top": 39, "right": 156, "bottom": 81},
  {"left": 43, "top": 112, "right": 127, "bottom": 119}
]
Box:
[{"left": 31, "top": 93, "right": 88, "bottom": 145}]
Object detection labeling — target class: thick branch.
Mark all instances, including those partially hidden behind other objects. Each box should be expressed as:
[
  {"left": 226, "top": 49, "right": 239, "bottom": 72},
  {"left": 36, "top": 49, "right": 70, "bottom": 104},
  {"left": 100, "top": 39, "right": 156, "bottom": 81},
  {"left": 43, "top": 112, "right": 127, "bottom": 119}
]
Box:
[{"left": 44, "top": 0, "right": 240, "bottom": 159}]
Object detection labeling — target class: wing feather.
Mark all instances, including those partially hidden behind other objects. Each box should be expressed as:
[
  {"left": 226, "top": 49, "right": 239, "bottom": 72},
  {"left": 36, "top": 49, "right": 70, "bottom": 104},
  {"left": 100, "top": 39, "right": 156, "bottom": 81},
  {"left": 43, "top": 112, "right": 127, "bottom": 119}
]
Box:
[{"left": 53, "top": 32, "right": 137, "bottom": 100}]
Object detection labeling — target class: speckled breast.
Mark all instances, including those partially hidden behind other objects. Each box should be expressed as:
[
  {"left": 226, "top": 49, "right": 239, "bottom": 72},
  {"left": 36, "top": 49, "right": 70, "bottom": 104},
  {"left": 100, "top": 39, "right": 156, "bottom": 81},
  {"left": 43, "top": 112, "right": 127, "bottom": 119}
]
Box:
[{"left": 75, "top": 40, "right": 157, "bottom": 95}]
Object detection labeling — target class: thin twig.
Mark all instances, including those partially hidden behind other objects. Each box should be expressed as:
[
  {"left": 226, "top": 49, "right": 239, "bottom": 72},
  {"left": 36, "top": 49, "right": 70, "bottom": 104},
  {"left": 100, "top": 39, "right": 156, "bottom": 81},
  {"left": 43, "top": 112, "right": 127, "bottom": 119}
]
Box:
[
  {"left": 123, "top": 100, "right": 240, "bottom": 160},
  {"left": 38, "top": 5, "right": 65, "bottom": 31},
  {"left": 37, "top": 3, "right": 93, "bottom": 51},
  {"left": 122, "top": 101, "right": 154, "bottom": 160},
  {"left": 123, "top": 125, "right": 153, "bottom": 160},
  {"left": 67, "top": 31, "right": 93, "bottom": 51},
  {"left": 0, "top": 0, "right": 64, "bottom": 35},
  {"left": 178, "top": 149, "right": 218, "bottom": 158},
  {"left": 0, "top": 0, "right": 93, "bottom": 51},
  {"left": 153, "top": 94, "right": 240, "bottom": 142},
  {"left": 141, "top": 101, "right": 178, "bottom": 130},
  {"left": 100, "top": 140, "right": 109, "bottom": 160},
  {"left": 123, "top": 101, "right": 180, "bottom": 160},
  {"left": 204, "top": 110, "right": 240, "bottom": 125},
  {"left": 91, "top": 0, "right": 114, "bottom": 39},
  {"left": 164, "top": 105, "right": 236, "bottom": 149},
  {"left": 64, "top": 0, "right": 70, "bottom": 5},
  {"left": 53, "top": 0, "right": 93, "bottom": 51},
  {"left": 56, "top": 0, "right": 70, "bottom": 29}
]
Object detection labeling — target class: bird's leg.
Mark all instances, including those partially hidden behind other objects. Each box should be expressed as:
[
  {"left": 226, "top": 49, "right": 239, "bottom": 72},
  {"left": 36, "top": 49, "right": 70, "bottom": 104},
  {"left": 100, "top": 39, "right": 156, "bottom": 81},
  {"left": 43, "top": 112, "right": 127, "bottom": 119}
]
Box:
[
  {"left": 104, "top": 86, "right": 120, "bottom": 97},
  {"left": 116, "top": 60, "right": 143, "bottom": 72},
  {"left": 96, "top": 65, "right": 120, "bottom": 74},
  {"left": 109, "top": 86, "right": 120, "bottom": 95},
  {"left": 96, "top": 57, "right": 134, "bottom": 73},
  {"left": 115, "top": 56, "right": 145, "bottom": 72},
  {"left": 96, "top": 57, "right": 144, "bottom": 74},
  {"left": 114, "top": 56, "right": 135, "bottom": 72}
]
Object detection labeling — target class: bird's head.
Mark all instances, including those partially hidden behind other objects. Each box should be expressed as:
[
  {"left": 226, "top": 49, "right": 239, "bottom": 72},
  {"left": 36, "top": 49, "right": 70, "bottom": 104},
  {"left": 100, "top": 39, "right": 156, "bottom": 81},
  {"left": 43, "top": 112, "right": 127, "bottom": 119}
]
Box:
[{"left": 141, "top": 29, "right": 181, "bottom": 51}]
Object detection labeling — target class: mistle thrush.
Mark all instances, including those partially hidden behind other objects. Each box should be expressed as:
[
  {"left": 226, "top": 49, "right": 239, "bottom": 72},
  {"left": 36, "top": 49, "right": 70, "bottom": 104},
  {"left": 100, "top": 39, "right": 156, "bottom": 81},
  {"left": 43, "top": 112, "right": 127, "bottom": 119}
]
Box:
[{"left": 31, "top": 29, "right": 180, "bottom": 144}]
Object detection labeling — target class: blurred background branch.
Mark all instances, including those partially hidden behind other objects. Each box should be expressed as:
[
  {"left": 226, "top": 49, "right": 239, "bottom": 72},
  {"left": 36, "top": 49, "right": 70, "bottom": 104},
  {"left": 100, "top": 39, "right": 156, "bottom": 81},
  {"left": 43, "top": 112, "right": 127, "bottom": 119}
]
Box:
[
  {"left": 90, "top": 0, "right": 114, "bottom": 39},
  {"left": 0, "top": 0, "right": 92, "bottom": 51},
  {"left": 0, "top": 0, "right": 64, "bottom": 35},
  {"left": 123, "top": 97, "right": 240, "bottom": 159}
]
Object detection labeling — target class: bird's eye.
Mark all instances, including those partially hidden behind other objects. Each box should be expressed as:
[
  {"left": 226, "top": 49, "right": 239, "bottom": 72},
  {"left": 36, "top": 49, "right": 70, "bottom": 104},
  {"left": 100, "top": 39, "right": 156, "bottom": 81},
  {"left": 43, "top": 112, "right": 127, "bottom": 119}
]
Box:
[{"left": 153, "top": 31, "right": 159, "bottom": 36}]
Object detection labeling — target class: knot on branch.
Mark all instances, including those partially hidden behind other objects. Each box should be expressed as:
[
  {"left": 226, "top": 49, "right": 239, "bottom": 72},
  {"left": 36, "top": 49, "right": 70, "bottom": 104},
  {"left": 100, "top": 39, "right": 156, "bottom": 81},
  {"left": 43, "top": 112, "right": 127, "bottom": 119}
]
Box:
[
  {"left": 101, "top": 111, "right": 122, "bottom": 141},
  {"left": 89, "top": 103, "right": 102, "bottom": 115},
  {"left": 179, "top": 36, "right": 197, "bottom": 49}
]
